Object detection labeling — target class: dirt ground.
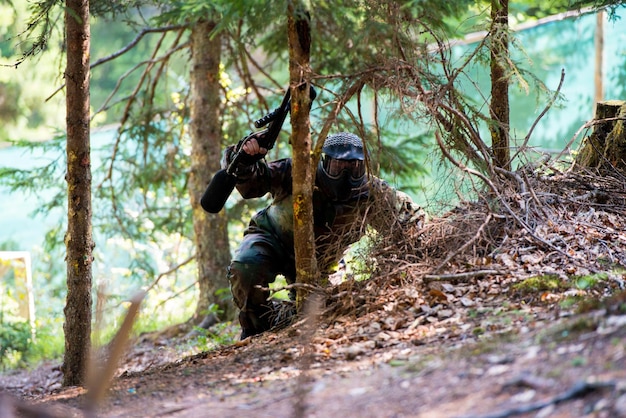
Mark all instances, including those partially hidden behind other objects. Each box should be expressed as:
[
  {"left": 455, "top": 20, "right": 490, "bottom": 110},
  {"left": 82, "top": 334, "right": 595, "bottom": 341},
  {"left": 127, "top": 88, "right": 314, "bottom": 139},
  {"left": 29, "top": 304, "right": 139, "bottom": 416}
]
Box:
[{"left": 2, "top": 168, "right": 626, "bottom": 418}]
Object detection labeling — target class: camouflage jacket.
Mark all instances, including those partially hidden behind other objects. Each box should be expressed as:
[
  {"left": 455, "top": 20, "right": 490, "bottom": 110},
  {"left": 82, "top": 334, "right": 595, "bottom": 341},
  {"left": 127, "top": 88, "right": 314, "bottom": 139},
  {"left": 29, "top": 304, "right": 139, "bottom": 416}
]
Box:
[{"left": 224, "top": 148, "right": 425, "bottom": 273}]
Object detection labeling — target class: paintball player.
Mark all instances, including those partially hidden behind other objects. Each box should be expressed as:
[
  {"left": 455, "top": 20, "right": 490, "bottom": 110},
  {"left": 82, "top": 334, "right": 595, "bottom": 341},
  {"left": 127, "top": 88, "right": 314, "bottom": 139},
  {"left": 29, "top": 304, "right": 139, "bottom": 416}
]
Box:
[{"left": 218, "top": 132, "right": 425, "bottom": 339}]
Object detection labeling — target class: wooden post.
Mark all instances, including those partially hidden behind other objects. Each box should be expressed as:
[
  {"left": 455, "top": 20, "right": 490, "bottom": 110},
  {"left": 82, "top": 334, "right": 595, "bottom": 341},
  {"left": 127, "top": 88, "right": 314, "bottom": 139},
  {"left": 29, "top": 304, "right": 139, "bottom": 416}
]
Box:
[{"left": 594, "top": 10, "right": 604, "bottom": 109}]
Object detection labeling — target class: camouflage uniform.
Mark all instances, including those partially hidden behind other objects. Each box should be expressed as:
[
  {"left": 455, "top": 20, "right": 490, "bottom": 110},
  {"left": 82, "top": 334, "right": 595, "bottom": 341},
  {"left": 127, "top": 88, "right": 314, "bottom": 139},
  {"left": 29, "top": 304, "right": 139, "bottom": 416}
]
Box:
[{"left": 223, "top": 135, "right": 425, "bottom": 338}]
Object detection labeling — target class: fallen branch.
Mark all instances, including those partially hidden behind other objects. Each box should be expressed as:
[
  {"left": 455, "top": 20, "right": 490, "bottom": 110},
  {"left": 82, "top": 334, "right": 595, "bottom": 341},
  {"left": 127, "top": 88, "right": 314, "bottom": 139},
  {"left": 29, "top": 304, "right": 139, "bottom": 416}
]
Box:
[
  {"left": 424, "top": 269, "right": 502, "bottom": 282},
  {"left": 459, "top": 379, "right": 616, "bottom": 418}
]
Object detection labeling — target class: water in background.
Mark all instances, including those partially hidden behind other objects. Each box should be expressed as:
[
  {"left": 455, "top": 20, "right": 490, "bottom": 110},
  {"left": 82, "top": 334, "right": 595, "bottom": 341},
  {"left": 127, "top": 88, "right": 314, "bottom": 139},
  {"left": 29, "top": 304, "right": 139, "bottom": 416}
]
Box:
[
  {"left": 455, "top": 8, "right": 626, "bottom": 152},
  {"left": 408, "top": 9, "right": 625, "bottom": 212},
  {"left": 0, "top": 145, "right": 63, "bottom": 250},
  {"left": 0, "top": 128, "right": 120, "bottom": 250},
  {"left": 1, "top": 9, "right": 625, "bottom": 254}
]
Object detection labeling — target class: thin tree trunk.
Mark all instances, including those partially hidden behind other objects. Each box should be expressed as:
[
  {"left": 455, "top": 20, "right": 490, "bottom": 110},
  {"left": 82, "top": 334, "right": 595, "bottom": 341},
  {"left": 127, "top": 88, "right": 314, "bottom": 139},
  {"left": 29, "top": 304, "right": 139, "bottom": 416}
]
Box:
[
  {"left": 490, "top": 0, "right": 510, "bottom": 170},
  {"left": 188, "top": 20, "right": 233, "bottom": 323},
  {"left": 287, "top": 1, "right": 317, "bottom": 310},
  {"left": 63, "top": 0, "right": 92, "bottom": 387}
]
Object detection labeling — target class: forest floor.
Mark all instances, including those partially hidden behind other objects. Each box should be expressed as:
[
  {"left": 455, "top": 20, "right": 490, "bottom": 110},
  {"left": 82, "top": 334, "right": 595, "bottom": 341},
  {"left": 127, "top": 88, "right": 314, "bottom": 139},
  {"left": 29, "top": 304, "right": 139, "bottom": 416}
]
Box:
[{"left": 2, "top": 167, "right": 626, "bottom": 418}]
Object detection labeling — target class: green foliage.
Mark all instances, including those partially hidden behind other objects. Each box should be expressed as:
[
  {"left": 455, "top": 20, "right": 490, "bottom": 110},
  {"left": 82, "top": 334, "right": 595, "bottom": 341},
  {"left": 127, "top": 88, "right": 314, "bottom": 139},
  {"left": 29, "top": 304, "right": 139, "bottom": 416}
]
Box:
[
  {"left": 11, "top": 0, "right": 62, "bottom": 66},
  {"left": 511, "top": 270, "right": 625, "bottom": 317},
  {"left": 90, "top": 0, "right": 152, "bottom": 18},
  {"left": 152, "top": 0, "right": 221, "bottom": 25},
  {"left": 570, "top": 0, "right": 626, "bottom": 18},
  {"left": 269, "top": 276, "right": 291, "bottom": 300},
  {"left": 510, "top": 0, "right": 588, "bottom": 21},
  {"left": 0, "top": 284, "right": 37, "bottom": 368},
  {"left": 0, "top": 320, "right": 31, "bottom": 369},
  {"left": 97, "top": 120, "right": 193, "bottom": 240},
  {"left": 184, "top": 303, "right": 238, "bottom": 349},
  {"left": 190, "top": 321, "right": 238, "bottom": 349}
]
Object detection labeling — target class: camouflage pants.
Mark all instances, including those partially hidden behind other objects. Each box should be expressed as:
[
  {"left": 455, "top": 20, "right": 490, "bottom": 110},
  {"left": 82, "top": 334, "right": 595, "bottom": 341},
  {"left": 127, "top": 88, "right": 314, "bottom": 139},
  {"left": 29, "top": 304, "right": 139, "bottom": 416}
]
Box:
[{"left": 228, "top": 231, "right": 296, "bottom": 339}]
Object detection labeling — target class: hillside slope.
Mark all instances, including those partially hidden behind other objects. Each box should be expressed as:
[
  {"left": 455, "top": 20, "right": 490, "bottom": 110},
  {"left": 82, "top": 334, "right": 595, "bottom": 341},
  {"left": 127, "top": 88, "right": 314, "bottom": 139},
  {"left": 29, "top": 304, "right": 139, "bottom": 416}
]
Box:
[{"left": 1, "top": 167, "right": 626, "bottom": 418}]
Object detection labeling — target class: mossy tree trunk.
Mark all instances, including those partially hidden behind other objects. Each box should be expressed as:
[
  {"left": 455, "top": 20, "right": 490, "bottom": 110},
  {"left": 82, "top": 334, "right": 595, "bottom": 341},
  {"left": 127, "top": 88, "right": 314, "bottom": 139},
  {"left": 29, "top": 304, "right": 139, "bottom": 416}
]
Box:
[
  {"left": 63, "top": 0, "right": 92, "bottom": 387},
  {"left": 287, "top": 1, "right": 318, "bottom": 311},
  {"left": 575, "top": 100, "right": 626, "bottom": 172},
  {"left": 188, "top": 20, "right": 234, "bottom": 323},
  {"left": 490, "top": 0, "right": 511, "bottom": 171}
]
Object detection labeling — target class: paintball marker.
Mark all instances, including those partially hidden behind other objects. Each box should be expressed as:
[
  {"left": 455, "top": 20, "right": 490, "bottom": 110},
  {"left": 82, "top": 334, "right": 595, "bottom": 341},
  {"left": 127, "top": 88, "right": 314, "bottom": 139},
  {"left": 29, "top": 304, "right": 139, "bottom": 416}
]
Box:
[{"left": 201, "top": 85, "right": 316, "bottom": 213}]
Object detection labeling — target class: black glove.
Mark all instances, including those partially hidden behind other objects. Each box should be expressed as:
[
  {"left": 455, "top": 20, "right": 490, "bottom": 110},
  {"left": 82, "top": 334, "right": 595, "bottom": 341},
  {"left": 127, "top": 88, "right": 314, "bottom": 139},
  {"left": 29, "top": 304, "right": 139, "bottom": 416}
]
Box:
[{"left": 221, "top": 143, "right": 262, "bottom": 181}]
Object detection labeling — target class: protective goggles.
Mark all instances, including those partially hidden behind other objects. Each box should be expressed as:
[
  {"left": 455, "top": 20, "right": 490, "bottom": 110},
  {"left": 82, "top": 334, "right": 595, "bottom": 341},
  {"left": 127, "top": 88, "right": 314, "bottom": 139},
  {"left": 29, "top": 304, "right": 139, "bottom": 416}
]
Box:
[{"left": 321, "top": 154, "right": 365, "bottom": 180}]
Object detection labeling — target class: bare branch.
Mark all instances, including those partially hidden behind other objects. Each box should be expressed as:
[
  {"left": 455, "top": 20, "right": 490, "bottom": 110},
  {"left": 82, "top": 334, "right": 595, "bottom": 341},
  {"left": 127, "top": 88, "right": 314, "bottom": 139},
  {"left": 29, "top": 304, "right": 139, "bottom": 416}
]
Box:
[
  {"left": 45, "top": 24, "right": 188, "bottom": 102},
  {"left": 145, "top": 254, "right": 196, "bottom": 294},
  {"left": 431, "top": 213, "right": 494, "bottom": 274},
  {"left": 509, "top": 68, "right": 565, "bottom": 163},
  {"left": 435, "top": 130, "right": 574, "bottom": 261}
]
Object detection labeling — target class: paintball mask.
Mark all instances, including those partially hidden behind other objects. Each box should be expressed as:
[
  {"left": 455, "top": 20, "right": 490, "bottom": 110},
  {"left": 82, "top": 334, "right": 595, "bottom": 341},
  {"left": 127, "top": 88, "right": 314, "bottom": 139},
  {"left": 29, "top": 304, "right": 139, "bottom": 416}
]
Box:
[{"left": 316, "top": 132, "right": 366, "bottom": 201}]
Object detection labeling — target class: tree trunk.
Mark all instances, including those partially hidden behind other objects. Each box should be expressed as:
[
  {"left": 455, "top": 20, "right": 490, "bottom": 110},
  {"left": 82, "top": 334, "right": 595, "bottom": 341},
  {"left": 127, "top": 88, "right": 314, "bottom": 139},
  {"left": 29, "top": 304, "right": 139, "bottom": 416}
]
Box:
[
  {"left": 287, "top": 1, "right": 317, "bottom": 310},
  {"left": 188, "top": 20, "right": 234, "bottom": 323},
  {"left": 490, "top": 0, "right": 510, "bottom": 171},
  {"left": 63, "top": 0, "right": 92, "bottom": 387},
  {"left": 575, "top": 100, "right": 626, "bottom": 173}
]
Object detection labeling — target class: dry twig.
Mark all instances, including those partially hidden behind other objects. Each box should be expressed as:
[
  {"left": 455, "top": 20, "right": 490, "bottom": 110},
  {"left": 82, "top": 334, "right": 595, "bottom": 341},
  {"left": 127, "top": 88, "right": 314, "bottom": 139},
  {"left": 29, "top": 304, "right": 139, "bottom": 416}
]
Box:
[
  {"left": 459, "top": 380, "right": 616, "bottom": 418},
  {"left": 424, "top": 269, "right": 502, "bottom": 282}
]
